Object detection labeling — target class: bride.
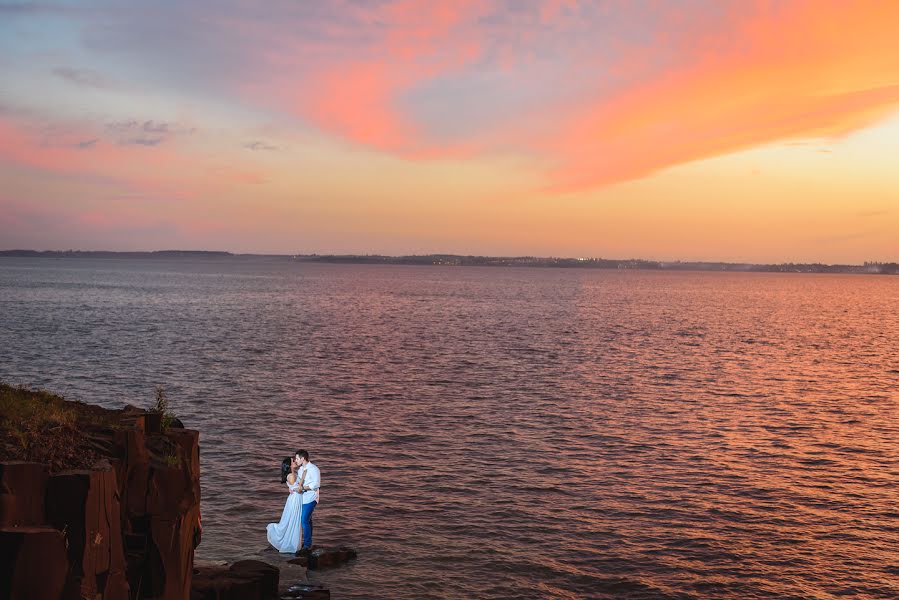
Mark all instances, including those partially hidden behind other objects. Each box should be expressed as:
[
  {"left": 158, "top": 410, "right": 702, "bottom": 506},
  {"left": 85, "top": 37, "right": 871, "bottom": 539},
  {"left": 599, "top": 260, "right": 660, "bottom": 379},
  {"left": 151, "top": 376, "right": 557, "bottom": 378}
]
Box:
[{"left": 266, "top": 456, "right": 305, "bottom": 553}]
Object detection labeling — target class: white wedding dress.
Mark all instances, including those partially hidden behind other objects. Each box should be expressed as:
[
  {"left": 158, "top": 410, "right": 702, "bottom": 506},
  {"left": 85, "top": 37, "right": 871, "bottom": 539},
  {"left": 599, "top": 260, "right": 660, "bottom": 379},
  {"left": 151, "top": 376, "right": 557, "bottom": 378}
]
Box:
[{"left": 266, "top": 478, "right": 303, "bottom": 553}]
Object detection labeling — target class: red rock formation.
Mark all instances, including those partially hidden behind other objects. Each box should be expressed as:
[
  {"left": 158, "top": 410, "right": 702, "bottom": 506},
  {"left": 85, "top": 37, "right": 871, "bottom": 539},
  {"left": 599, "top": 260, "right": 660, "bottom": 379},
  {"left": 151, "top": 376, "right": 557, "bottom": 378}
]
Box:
[
  {"left": 0, "top": 526, "right": 68, "bottom": 600},
  {"left": 0, "top": 462, "right": 49, "bottom": 527},
  {"left": 0, "top": 404, "right": 203, "bottom": 599},
  {"left": 45, "top": 467, "right": 127, "bottom": 599},
  {"left": 121, "top": 426, "right": 202, "bottom": 599},
  {"left": 114, "top": 427, "right": 150, "bottom": 516}
]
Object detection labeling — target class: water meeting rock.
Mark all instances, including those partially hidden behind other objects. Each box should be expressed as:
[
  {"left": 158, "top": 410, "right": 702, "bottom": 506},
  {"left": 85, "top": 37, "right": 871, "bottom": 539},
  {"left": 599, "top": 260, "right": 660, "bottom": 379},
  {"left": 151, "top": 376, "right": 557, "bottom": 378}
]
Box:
[
  {"left": 281, "top": 581, "right": 331, "bottom": 599},
  {"left": 191, "top": 560, "right": 280, "bottom": 599},
  {"left": 288, "top": 546, "right": 358, "bottom": 570}
]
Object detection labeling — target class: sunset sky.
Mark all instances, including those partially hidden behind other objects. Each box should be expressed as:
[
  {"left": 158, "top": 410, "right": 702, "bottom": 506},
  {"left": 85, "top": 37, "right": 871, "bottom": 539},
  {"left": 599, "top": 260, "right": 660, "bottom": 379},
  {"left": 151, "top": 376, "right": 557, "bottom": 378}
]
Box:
[{"left": 1, "top": 0, "right": 898, "bottom": 262}]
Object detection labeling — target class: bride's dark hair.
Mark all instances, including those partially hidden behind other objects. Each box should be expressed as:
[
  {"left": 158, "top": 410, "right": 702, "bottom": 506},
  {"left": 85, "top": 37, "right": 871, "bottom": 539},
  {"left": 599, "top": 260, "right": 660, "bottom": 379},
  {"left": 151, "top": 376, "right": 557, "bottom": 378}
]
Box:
[{"left": 280, "top": 457, "right": 292, "bottom": 484}]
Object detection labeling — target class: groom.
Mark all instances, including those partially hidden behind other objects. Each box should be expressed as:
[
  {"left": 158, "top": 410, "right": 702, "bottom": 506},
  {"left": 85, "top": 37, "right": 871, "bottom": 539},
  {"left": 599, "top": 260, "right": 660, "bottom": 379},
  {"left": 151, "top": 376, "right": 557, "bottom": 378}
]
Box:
[{"left": 295, "top": 449, "right": 320, "bottom": 554}]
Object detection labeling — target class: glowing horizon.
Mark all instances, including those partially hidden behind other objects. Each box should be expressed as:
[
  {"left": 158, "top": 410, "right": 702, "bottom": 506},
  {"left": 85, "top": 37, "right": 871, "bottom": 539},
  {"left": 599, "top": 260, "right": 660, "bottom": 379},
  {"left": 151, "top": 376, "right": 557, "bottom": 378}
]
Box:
[{"left": 1, "top": 1, "right": 898, "bottom": 263}]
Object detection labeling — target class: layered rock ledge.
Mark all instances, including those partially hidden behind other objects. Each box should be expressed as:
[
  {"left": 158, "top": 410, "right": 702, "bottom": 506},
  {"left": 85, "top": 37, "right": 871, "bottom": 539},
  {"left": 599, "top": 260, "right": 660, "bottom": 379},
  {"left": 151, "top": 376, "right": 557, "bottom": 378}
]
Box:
[{"left": 0, "top": 382, "right": 277, "bottom": 599}]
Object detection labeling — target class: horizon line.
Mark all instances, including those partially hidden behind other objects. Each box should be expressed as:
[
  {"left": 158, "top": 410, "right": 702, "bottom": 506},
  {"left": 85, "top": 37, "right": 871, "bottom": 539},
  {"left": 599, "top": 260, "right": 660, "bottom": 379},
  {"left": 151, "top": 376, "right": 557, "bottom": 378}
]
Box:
[{"left": 1, "top": 249, "right": 896, "bottom": 268}]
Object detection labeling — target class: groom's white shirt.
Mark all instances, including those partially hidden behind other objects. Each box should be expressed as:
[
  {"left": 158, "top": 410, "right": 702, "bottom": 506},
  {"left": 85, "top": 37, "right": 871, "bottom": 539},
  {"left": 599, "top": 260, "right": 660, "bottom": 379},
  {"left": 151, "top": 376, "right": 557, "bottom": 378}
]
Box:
[{"left": 300, "top": 463, "right": 320, "bottom": 504}]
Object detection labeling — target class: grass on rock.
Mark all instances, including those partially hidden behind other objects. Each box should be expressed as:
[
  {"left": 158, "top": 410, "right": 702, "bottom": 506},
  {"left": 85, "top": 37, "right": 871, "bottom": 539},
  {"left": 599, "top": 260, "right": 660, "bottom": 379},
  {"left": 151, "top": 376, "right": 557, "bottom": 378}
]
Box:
[{"left": 0, "top": 381, "right": 116, "bottom": 471}]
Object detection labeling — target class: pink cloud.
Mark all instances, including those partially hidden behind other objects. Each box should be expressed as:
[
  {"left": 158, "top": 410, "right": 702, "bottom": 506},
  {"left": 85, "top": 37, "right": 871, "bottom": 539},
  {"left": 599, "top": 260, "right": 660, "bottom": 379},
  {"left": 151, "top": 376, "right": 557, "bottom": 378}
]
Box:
[
  {"left": 0, "top": 116, "right": 266, "bottom": 199},
  {"left": 299, "top": 60, "right": 416, "bottom": 149},
  {"left": 0, "top": 119, "right": 105, "bottom": 175},
  {"left": 265, "top": 0, "right": 493, "bottom": 153}
]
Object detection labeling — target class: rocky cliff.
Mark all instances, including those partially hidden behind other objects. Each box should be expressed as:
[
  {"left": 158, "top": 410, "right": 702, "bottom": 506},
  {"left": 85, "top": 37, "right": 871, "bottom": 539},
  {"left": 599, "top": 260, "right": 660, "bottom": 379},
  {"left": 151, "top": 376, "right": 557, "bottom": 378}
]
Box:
[{"left": 1, "top": 384, "right": 201, "bottom": 599}]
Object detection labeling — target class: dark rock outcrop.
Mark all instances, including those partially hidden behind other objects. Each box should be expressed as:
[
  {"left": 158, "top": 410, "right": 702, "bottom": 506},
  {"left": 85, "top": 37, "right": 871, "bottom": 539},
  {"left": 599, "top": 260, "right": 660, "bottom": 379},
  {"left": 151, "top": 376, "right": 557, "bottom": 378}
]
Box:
[
  {"left": 281, "top": 582, "right": 330, "bottom": 599},
  {"left": 0, "top": 385, "right": 204, "bottom": 599},
  {"left": 0, "top": 462, "right": 49, "bottom": 527},
  {"left": 191, "top": 560, "right": 279, "bottom": 599},
  {"left": 45, "top": 467, "right": 127, "bottom": 599},
  {"left": 289, "top": 546, "right": 358, "bottom": 571},
  {"left": 0, "top": 526, "right": 68, "bottom": 600}
]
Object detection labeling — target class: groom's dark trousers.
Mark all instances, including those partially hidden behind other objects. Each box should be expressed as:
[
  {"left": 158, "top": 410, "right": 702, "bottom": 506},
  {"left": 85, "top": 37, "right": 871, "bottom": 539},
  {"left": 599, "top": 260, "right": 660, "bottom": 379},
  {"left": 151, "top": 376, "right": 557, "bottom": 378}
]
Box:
[{"left": 301, "top": 501, "right": 316, "bottom": 549}]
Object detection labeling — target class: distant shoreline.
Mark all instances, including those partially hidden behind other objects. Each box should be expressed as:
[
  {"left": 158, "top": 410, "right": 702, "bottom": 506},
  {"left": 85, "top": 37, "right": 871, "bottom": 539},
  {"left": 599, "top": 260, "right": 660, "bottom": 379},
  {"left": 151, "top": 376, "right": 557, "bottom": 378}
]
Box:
[{"left": 1, "top": 249, "right": 896, "bottom": 274}]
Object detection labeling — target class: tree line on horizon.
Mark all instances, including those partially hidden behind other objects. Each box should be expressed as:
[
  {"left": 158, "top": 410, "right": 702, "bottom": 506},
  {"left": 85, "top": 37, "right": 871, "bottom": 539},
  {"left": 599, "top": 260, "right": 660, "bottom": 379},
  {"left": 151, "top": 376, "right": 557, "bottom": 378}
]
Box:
[{"left": 1, "top": 249, "right": 896, "bottom": 274}]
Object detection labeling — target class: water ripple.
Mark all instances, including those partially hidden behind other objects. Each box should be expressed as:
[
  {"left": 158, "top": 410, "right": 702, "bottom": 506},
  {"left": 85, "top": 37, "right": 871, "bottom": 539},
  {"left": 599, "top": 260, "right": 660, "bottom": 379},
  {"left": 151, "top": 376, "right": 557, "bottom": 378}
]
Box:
[{"left": 2, "top": 259, "right": 898, "bottom": 598}]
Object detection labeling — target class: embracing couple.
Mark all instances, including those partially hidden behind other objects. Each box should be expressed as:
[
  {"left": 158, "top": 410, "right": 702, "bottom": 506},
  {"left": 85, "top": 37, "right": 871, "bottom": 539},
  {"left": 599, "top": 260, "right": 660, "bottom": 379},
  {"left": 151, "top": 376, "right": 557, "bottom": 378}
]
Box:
[{"left": 266, "top": 449, "right": 321, "bottom": 555}]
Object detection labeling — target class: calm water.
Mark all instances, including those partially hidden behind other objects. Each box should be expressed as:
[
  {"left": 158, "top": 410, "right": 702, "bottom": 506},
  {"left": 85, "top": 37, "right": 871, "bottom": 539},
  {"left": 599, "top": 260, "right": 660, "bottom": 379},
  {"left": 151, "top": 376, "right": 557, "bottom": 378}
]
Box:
[{"left": 2, "top": 257, "right": 898, "bottom": 599}]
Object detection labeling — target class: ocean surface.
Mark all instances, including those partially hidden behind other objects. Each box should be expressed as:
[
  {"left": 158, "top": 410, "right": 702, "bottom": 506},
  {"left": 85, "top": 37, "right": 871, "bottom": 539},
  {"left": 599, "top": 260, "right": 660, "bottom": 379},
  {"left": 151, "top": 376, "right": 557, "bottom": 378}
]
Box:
[{"left": 1, "top": 257, "right": 898, "bottom": 599}]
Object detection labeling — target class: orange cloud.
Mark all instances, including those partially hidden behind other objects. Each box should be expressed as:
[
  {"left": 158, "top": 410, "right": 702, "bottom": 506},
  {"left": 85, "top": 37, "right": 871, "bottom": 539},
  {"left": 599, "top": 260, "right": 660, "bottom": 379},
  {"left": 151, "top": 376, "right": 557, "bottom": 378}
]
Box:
[
  {"left": 545, "top": 0, "right": 899, "bottom": 191},
  {"left": 275, "top": 1, "right": 899, "bottom": 190}
]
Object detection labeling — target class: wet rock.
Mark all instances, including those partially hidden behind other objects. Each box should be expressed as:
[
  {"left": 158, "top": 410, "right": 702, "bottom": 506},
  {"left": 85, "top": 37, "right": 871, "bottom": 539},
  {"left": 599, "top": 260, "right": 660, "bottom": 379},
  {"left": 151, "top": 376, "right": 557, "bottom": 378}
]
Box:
[
  {"left": 231, "top": 560, "right": 279, "bottom": 596},
  {"left": 194, "top": 558, "right": 229, "bottom": 569},
  {"left": 310, "top": 546, "right": 357, "bottom": 570},
  {"left": 287, "top": 556, "right": 308, "bottom": 568},
  {"left": 292, "top": 546, "right": 357, "bottom": 571},
  {"left": 281, "top": 582, "right": 330, "bottom": 599},
  {"left": 0, "top": 526, "right": 67, "bottom": 600},
  {"left": 191, "top": 560, "right": 279, "bottom": 599},
  {"left": 0, "top": 462, "right": 49, "bottom": 526},
  {"left": 191, "top": 565, "right": 258, "bottom": 599}
]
